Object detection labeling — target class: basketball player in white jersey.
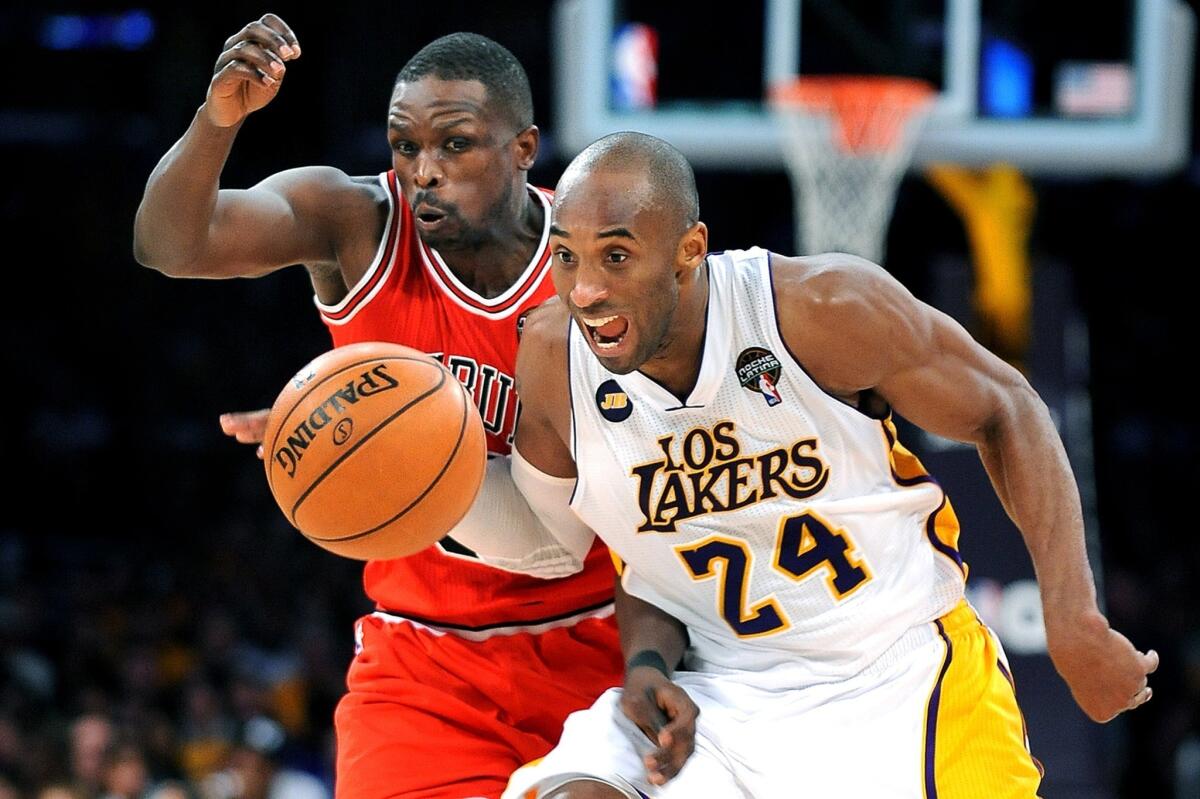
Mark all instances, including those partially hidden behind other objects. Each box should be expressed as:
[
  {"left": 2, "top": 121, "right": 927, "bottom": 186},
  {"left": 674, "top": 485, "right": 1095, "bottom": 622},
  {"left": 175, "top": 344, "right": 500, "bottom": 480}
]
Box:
[{"left": 496, "top": 132, "right": 1158, "bottom": 798}]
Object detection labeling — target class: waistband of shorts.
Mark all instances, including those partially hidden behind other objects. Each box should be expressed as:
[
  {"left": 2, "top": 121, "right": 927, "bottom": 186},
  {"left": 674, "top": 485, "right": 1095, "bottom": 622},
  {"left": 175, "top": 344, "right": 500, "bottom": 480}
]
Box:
[
  {"left": 860, "top": 599, "right": 977, "bottom": 679},
  {"left": 935, "top": 598, "right": 980, "bottom": 638},
  {"left": 367, "top": 599, "right": 615, "bottom": 641}
]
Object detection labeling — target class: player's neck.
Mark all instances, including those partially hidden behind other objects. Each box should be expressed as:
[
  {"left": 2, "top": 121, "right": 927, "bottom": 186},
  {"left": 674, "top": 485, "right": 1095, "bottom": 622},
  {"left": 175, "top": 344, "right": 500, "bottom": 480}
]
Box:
[
  {"left": 439, "top": 187, "right": 544, "bottom": 299},
  {"left": 639, "top": 266, "right": 710, "bottom": 401}
]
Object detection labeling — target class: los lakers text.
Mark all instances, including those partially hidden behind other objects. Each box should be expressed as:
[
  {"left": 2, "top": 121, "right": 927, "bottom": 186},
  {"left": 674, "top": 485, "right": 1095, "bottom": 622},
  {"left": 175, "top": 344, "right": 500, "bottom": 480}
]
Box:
[
  {"left": 632, "top": 420, "right": 830, "bottom": 533},
  {"left": 273, "top": 364, "right": 400, "bottom": 478}
]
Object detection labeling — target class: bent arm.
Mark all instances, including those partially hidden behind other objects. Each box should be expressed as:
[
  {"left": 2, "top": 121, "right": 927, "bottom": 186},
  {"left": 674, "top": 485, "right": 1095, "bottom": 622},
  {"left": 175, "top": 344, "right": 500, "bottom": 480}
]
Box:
[
  {"left": 780, "top": 256, "right": 1092, "bottom": 609},
  {"left": 780, "top": 254, "right": 1157, "bottom": 721},
  {"left": 133, "top": 107, "right": 348, "bottom": 278}
]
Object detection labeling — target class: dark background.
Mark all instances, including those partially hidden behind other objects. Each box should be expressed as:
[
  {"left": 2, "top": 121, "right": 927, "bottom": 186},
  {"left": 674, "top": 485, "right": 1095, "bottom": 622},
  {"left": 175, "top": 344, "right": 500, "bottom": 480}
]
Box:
[{"left": 1, "top": 2, "right": 1196, "bottom": 797}]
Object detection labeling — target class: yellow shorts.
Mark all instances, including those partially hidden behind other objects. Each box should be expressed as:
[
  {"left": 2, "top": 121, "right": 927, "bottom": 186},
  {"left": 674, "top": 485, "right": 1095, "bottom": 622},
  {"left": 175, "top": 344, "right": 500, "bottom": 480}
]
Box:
[{"left": 925, "top": 600, "right": 1044, "bottom": 798}]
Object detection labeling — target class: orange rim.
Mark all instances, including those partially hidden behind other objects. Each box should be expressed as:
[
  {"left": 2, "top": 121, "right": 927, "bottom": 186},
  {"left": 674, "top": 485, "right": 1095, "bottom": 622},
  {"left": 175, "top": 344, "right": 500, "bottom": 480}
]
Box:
[{"left": 770, "top": 76, "right": 935, "bottom": 153}]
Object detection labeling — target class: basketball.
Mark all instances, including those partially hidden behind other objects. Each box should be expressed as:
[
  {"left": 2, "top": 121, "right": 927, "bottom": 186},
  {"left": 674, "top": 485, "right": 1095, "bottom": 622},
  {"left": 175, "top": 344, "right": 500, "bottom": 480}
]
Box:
[{"left": 262, "top": 342, "right": 486, "bottom": 560}]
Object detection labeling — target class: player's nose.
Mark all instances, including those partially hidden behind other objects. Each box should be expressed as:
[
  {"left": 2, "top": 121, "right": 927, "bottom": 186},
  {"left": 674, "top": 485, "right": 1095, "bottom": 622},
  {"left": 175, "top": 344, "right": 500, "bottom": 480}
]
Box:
[
  {"left": 412, "top": 151, "right": 443, "bottom": 188},
  {"left": 569, "top": 270, "right": 609, "bottom": 309}
]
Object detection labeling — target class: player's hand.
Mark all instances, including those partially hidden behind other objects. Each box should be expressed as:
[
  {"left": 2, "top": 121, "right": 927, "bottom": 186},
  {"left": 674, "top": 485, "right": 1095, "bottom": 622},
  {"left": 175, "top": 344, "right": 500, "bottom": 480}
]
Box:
[
  {"left": 219, "top": 409, "right": 271, "bottom": 459},
  {"left": 620, "top": 666, "right": 699, "bottom": 786},
  {"left": 1046, "top": 608, "right": 1158, "bottom": 723},
  {"left": 204, "top": 14, "right": 301, "bottom": 128}
]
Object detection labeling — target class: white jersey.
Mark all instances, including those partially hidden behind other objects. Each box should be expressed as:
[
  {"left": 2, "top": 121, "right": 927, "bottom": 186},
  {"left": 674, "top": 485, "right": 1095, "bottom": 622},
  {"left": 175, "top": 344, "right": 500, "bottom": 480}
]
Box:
[{"left": 568, "top": 247, "right": 966, "bottom": 685}]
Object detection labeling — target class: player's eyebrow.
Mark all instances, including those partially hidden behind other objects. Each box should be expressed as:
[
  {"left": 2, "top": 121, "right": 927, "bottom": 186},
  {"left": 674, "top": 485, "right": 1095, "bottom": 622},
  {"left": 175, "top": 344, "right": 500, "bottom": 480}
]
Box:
[
  {"left": 388, "top": 104, "right": 483, "bottom": 130},
  {"left": 597, "top": 227, "right": 637, "bottom": 241},
  {"left": 548, "top": 225, "right": 638, "bottom": 241}
]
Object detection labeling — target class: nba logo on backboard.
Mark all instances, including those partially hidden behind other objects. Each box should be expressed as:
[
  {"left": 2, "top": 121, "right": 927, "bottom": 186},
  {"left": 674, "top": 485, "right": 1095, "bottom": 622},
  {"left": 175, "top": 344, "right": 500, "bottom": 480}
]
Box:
[
  {"left": 611, "top": 23, "right": 658, "bottom": 111},
  {"left": 736, "top": 347, "right": 784, "bottom": 407}
]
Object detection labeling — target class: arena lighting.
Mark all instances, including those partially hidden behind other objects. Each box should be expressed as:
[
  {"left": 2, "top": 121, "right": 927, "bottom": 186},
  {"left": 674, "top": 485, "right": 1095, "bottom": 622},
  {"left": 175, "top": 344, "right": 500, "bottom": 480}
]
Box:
[{"left": 41, "top": 10, "right": 155, "bottom": 51}]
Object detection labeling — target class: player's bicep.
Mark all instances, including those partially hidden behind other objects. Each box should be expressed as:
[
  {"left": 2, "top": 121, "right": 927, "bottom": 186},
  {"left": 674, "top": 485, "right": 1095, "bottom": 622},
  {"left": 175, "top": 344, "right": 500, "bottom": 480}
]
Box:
[
  {"left": 190, "top": 168, "right": 341, "bottom": 278},
  {"left": 877, "top": 306, "right": 1027, "bottom": 445}
]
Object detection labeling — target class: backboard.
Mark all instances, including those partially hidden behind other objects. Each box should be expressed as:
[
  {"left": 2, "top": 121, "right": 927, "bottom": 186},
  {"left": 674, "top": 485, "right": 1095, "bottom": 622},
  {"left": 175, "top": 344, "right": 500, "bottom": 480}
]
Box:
[{"left": 553, "top": 0, "right": 1195, "bottom": 175}]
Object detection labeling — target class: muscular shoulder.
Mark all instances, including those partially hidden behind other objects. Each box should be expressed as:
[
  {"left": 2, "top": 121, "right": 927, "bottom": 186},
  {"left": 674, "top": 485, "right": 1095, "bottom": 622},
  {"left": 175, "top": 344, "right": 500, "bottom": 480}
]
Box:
[
  {"left": 256, "top": 167, "right": 385, "bottom": 224},
  {"left": 260, "top": 167, "right": 389, "bottom": 278},
  {"left": 773, "top": 253, "right": 932, "bottom": 393}
]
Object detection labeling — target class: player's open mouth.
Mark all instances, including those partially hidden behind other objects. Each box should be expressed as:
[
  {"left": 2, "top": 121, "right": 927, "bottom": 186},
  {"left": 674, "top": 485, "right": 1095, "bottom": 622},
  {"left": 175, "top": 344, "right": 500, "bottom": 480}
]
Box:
[
  {"left": 582, "top": 314, "right": 629, "bottom": 351},
  {"left": 414, "top": 204, "right": 447, "bottom": 228}
]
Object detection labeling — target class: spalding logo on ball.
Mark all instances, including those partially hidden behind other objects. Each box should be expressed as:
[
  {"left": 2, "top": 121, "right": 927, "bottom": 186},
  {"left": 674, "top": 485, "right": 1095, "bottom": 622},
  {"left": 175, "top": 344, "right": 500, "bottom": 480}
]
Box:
[{"left": 262, "top": 342, "right": 486, "bottom": 560}]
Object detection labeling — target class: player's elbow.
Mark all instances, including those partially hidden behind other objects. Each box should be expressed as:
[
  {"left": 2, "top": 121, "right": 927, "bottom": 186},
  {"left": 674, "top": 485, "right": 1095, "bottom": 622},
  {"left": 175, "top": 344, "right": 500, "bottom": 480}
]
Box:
[
  {"left": 132, "top": 211, "right": 204, "bottom": 276},
  {"left": 980, "top": 377, "right": 1050, "bottom": 448},
  {"left": 134, "top": 255, "right": 190, "bottom": 277},
  {"left": 132, "top": 237, "right": 210, "bottom": 278}
]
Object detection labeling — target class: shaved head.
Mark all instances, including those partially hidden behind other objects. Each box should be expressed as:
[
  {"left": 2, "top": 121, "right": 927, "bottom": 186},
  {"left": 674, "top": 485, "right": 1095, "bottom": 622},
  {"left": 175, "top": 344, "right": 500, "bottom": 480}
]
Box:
[
  {"left": 557, "top": 132, "right": 699, "bottom": 234},
  {"left": 549, "top": 131, "right": 709, "bottom": 376}
]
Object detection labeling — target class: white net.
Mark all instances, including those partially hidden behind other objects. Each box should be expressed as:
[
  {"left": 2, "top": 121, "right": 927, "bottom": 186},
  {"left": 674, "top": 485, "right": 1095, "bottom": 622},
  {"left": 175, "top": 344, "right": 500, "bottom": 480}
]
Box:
[{"left": 772, "top": 78, "right": 933, "bottom": 265}]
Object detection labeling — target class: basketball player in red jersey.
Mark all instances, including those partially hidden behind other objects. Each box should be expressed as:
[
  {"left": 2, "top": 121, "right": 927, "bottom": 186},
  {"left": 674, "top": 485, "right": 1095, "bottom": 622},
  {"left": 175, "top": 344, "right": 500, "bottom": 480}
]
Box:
[{"left": 133, "top": 15, "right": 621, "bottom": 799}]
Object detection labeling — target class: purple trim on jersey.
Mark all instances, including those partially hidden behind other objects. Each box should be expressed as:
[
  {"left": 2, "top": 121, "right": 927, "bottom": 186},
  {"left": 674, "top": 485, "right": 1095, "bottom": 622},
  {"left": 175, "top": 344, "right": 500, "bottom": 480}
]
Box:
[
  {"left": 926, "top": 495, "right": 967, "bottom": 575},
  {"left": 880, "top": 420, "right": 938, "bottom": 488}
]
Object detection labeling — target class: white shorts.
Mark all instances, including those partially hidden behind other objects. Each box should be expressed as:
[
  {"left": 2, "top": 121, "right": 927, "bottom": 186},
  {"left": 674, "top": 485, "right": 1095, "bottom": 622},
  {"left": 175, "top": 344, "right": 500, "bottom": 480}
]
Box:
[{"left": 504, "top": 602, "right": 1042, "bottom": 799}]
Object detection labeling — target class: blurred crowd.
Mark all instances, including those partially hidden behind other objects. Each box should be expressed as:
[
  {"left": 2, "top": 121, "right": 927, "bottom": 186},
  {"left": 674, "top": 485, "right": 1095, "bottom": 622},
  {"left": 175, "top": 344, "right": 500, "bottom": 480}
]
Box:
[{"left": 0, "top": 491, "right": 367, "bottom": 799}]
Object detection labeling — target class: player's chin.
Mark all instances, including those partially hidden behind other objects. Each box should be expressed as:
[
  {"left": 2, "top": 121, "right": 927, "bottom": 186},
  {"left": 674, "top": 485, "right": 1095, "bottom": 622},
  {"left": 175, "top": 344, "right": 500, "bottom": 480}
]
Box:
[{"left": 413, "top": 219, "right": 467, "bottom": 250}]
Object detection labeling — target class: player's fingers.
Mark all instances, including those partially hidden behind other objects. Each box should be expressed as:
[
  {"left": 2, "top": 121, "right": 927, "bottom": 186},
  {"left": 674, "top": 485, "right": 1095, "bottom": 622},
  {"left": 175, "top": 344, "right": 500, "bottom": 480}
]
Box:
[
  {"left": 1128, "top": 685, "right": 1152, "bottom": 710},
  {"left": 239, "top": 21, "right": 296, "bottom": 63},
  {"left": 228, "top": 40, "right": 286, "bottom": 79},
  {"left": 618, "top": 692, "right": 660, "bottom": 743},
  {"left": 212, "top": 58, "right": 277, "bottom": 90},
  {"left": 256, "top": 445, "right": 265, "bottom": 460},
  {"left": 219, "top": 410, "right": 269, "bottom": 436},
  {"left": 259, "top": 13, "right": 301, "bottom": 57},
  {"left": 660, "top": 713, "right": 696, "bottom": 760},
  {"left": 644, "top": 728, "right": 691, "bottom": 784},
  {"left": 1142, "top": 649, "right": 1160, "bottom": 674},
  {"left": 212, "top": 53, "right": 278, "bottom": 88}
]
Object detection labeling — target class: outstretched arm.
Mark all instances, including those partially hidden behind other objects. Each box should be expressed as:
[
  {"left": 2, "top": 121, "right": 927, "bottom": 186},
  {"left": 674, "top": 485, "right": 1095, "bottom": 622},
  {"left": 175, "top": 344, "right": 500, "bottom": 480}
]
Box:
[
  {"left": 133, "top": 14, "right": 371, "bottom": 279},
  {"left": 777, "top": 253, "right": 1157, "bottom": 723}
]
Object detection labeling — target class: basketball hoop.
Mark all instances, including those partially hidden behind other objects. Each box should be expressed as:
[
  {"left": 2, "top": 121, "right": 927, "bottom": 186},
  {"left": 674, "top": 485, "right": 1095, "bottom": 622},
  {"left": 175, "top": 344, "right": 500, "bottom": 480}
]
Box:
[{"left": 770, "top": 77, "right": 935, "bottom": 264}]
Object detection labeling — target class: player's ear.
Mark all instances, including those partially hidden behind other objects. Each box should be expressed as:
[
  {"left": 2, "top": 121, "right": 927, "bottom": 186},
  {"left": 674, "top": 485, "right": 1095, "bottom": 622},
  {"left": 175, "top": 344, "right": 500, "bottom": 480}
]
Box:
[
  {"left": 513, "top": 125, "right": 539, "bottom": 171},
  {"left": 676, "top": 221, "right": 708, "bottom": 277}
]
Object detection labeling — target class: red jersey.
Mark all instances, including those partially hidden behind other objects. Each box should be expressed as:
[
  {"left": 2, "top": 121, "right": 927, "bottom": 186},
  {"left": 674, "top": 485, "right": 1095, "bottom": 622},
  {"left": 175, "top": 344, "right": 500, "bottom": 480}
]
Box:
[{"left": 317, "top": 171, "right": 614, "bottom": 629}]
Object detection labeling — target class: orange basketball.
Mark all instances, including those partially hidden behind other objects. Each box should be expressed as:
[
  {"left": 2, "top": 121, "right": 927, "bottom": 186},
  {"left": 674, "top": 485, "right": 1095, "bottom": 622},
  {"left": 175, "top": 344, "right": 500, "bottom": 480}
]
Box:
[{"left": 262, "top": 342, "right": 486, "bottom": 560}]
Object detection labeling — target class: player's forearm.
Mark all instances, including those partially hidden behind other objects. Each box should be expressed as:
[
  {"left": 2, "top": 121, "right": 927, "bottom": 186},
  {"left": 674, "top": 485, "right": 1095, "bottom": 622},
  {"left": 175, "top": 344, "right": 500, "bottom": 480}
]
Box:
[
  {"left": 133, "top": 105, "right": 242, "bottom": 273},
  {"left": 446, "top": 453, "right": 588, "bottom": 579},
  {"left": 977, "top": 384, "right": 1099, "bottom": 621},
  {"left": 616, "top": 580, "right": 688, "bottom": 676}
]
